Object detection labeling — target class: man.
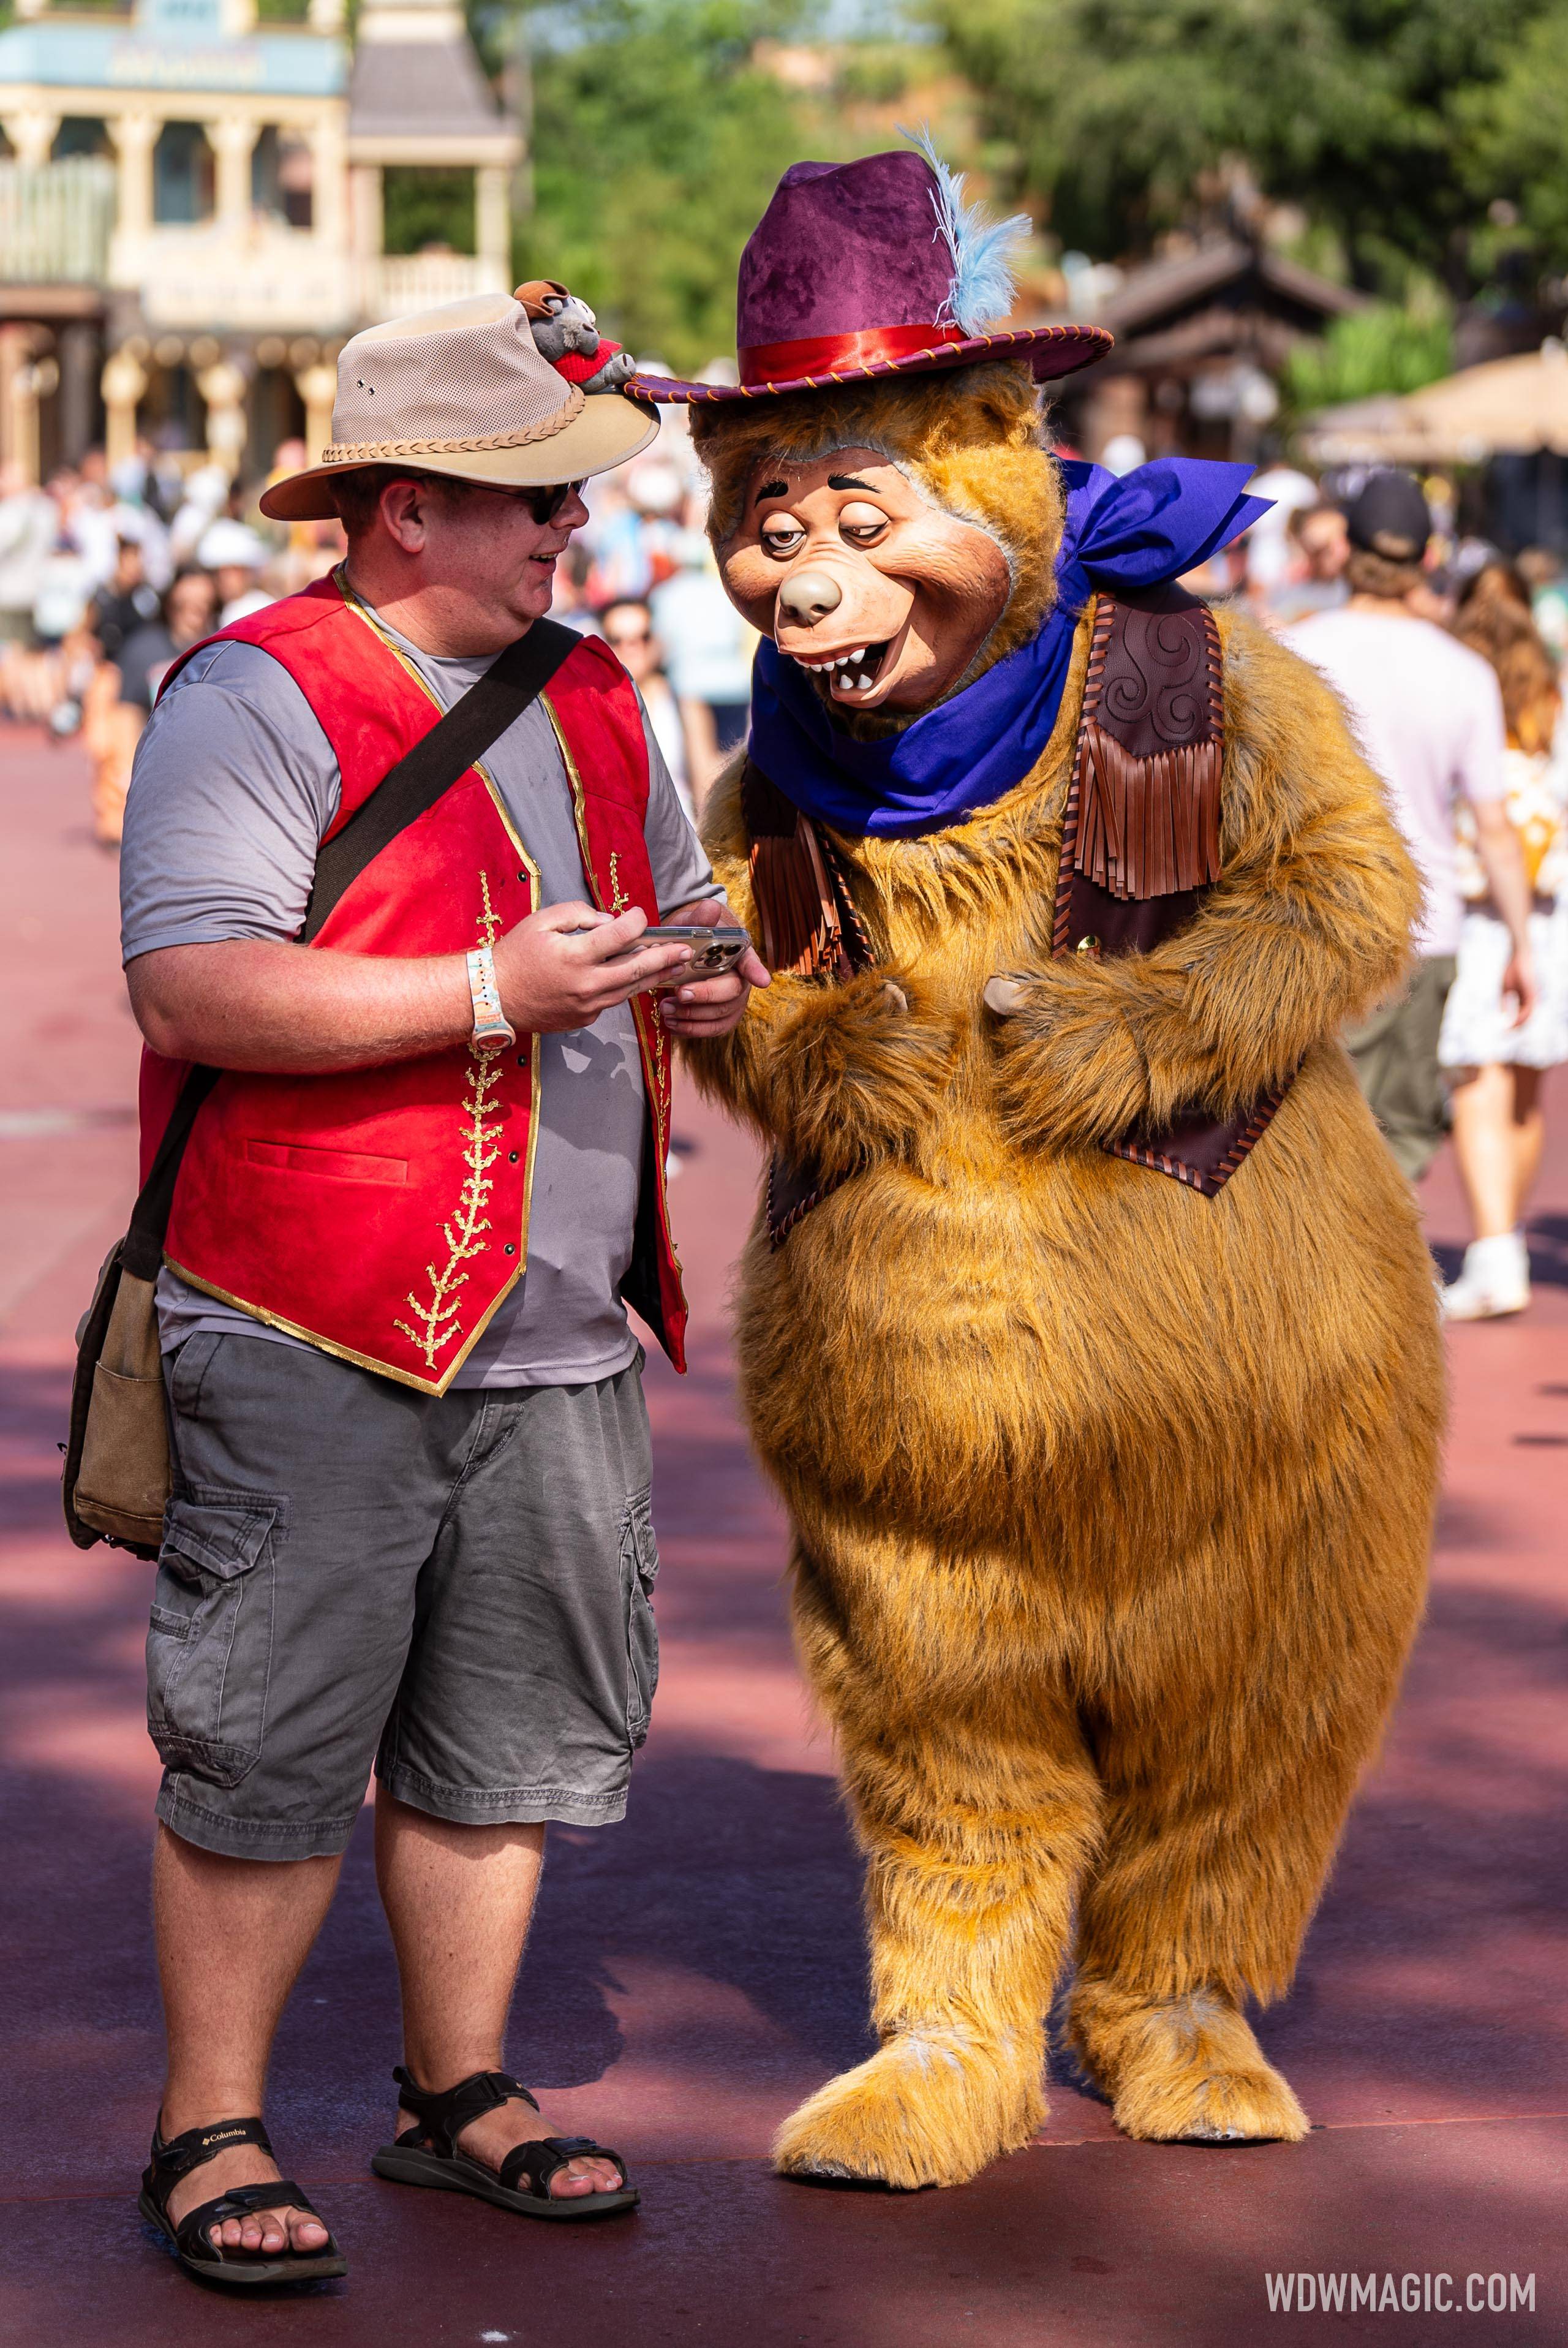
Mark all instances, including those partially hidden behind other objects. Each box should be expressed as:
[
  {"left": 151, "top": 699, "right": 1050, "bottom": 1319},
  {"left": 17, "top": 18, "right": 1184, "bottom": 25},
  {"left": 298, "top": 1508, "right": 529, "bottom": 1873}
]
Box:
[
  {"left": 1268, "top": 499, "right": 1349, "bottom": 625},
  {"left": 118, "top": 291, "right": 766, "bottom": 2287},
  {"left": 1285, "top": 470, "right": 1535, "bottom": 1180},
  {"left": 195, "top": 516, "right": 274, "bottom": 625},
  {"left": 86, "top": 524, "right": 160, "bottom": 663}
]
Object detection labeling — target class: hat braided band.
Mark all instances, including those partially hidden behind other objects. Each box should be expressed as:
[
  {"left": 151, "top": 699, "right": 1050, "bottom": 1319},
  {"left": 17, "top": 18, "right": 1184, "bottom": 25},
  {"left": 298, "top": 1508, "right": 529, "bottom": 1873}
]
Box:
[{"left": 321, "top": 386, "right": 586, "bottom": 465}]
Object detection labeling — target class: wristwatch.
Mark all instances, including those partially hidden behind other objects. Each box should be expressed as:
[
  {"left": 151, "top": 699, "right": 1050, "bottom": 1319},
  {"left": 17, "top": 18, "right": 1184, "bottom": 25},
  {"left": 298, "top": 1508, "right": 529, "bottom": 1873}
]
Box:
[{"left": 466, "top": 943, "right": 517, "bottom": 1055}]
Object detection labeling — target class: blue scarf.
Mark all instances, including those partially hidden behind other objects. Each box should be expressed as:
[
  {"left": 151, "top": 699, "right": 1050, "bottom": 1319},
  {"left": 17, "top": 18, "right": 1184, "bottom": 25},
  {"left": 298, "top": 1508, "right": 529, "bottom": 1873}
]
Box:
[{"left": 747, "top": 457, "right": 1270, "bottom": 840}]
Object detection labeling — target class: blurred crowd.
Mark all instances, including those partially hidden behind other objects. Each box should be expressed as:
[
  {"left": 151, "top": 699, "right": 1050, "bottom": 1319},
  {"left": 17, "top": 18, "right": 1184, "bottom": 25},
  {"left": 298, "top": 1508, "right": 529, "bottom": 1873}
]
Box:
[{"left": 0, "top": 410, "right": 753, "bottom": 846}]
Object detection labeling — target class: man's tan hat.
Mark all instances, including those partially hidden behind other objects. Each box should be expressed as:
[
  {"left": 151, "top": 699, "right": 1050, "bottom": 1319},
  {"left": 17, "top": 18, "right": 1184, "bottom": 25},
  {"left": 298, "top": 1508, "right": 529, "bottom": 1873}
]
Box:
[{"left": 260, "top": 292, "right": 657, "bottom": 523}]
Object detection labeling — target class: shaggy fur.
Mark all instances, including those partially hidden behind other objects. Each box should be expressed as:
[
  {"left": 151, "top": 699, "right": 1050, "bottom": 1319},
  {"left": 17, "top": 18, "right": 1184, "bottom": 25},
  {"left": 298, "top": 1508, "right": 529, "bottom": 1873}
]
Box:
[{"left": 682, "top": 401, "right": 1444, "bottom": 2191}]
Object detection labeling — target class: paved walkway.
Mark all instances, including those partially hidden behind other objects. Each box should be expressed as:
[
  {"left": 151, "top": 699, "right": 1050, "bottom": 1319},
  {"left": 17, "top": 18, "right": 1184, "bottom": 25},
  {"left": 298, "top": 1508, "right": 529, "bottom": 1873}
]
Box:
[{"left": 0, "top": 728, "right": 1562, "bottom": 2346}]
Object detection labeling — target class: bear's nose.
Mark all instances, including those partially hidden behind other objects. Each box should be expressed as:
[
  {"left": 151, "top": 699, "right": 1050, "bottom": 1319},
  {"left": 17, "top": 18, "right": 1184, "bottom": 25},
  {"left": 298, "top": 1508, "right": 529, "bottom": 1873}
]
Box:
[{"left": 777, "top": 568, "right": 843, "bottom": 626}]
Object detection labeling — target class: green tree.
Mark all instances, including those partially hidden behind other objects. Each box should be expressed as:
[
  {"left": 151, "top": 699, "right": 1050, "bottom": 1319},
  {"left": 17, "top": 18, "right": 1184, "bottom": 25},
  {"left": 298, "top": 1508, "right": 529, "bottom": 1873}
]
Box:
[
  {"left": 928, "top": 0, "right": 1558, "bottom": 293},
  {"left": 1281, "top": 293, "right": 1453, "bottom": 416},
  {"left": 1462, "top": 2, "right": 1568, "bottom": 266},
  {"left": 493, "top": 0, "right": 827, "bottom": 373}
]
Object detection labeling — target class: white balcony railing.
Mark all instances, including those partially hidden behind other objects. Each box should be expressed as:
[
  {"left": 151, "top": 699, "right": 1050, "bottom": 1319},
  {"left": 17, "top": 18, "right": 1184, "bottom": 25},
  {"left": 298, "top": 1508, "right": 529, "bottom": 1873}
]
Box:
[
  {"left": 363, "top": 251, "right": 509, "bottom": 323},
  {"left": 110, "top": 221, "right": 356, "bottom": 332},
  {"left": 0, "top": 158, "right": 115, "bottom": 285}
]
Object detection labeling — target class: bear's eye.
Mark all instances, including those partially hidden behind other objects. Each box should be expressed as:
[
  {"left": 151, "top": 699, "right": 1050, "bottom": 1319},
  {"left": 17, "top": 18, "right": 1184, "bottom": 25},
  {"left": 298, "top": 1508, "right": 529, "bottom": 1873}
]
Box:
[
  {"left": 760, "top": 517, "right": 807, "bottom": 557},
  {"left": 838, "top": 502, "right": 889, "bottom": 546}
]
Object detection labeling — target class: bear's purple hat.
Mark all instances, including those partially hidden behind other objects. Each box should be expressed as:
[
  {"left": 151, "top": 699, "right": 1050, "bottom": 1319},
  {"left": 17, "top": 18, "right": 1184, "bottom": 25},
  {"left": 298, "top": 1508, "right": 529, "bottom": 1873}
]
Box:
[{"left": 636, "top": 146, "right": 1111, "bottom": 405}]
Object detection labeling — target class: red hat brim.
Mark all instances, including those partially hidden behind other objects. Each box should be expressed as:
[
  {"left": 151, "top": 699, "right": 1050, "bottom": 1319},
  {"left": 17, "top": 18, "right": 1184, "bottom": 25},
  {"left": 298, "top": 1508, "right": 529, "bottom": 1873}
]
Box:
[{"left": 633, "top": 323, "right": 1112, "bottom": 405}]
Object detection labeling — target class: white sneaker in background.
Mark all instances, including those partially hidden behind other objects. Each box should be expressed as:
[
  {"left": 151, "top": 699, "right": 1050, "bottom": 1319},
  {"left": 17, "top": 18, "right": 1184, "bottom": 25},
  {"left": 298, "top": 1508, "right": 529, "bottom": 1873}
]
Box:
[{"left": 1441, "top": 1231, "right": 1531, "bottom": 1321}]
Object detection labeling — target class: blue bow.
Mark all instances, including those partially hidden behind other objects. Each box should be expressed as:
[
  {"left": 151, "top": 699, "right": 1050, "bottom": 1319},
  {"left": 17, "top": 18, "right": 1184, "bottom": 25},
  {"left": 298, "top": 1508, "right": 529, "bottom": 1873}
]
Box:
[{"left": 747, "top": 457, "right": 1269, "bottom": 840}]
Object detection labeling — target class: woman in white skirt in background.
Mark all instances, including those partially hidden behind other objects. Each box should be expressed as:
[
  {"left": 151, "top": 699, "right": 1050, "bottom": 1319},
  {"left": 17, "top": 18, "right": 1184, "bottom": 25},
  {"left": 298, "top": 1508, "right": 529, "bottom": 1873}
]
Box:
[{"left": 1439, "top": 561, "right": 1568, "bottom": 1318}]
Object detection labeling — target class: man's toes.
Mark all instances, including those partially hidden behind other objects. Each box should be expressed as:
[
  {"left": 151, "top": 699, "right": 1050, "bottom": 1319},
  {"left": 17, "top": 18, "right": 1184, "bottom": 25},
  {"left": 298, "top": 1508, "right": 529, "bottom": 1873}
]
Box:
[
  {"left": 290, "top": 2212, "right": 329, "bottom": 2251},
  {"left": 551, "top": 2159, "right": 621, "bottom": 2198}
]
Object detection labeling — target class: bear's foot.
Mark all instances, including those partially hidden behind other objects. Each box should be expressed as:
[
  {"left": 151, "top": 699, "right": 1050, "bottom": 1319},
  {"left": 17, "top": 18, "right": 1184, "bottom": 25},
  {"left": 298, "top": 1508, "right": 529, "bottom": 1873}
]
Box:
[
  {"left": 1068, "top": 1982, "right": 1309, "bottom": 2146},
  {"left": 772, "top": 2026, "right": 1046, "bottom": 2190}
]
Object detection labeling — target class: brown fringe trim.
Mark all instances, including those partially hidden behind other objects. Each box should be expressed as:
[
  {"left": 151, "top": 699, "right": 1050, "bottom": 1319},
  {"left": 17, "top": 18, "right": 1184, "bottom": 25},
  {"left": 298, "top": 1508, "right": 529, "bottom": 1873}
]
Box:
[
  {"left": 743, "top": 759, "right": 871, "bottom": 980},
  {"left": 1075, "top": 725, "right": 1223, "bottom": 902},
  {"left": 750, "top": 821, "right": 846, "bottom": 977}
]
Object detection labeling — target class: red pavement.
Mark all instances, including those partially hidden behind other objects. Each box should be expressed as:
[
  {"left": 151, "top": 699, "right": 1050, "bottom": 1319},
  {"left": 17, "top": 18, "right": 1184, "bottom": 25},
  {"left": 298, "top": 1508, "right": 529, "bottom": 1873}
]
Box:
[{"left": 1, "top": 723, "right": 1564, "bottom": 2347}]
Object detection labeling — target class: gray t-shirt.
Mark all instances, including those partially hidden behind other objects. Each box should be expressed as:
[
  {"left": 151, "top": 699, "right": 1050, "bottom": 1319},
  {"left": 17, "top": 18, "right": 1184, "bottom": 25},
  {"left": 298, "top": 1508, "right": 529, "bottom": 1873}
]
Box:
[{"left": 119, "top": 598, "right": 720, "bottom": 1387}]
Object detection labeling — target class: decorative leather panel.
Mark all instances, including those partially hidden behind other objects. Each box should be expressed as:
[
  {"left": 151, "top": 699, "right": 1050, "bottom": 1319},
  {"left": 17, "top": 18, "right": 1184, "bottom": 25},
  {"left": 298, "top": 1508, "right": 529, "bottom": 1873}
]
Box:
[{"left": 1054, "top": 588, "right": 1289, "bottom": 1199}]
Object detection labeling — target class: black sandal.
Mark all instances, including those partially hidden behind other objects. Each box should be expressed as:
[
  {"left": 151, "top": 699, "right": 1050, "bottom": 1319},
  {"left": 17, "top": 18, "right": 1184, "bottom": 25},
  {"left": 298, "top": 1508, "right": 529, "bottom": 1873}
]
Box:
[
  {"left": 138, "top": 2115, "right": 347, "bottom": 2287},
  {"left": 371, "top": 2066, "right": 639, "bottom": 2220}
]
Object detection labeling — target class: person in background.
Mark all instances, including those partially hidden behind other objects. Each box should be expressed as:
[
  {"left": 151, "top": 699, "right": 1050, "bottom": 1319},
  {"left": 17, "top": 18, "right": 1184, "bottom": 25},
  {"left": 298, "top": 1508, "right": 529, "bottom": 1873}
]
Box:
[
  {"left": 1268, "top": 501, "right": 1349, "bottom": 625},
  {"left": 88, "top": 527, "right": 161, "bottom": 663},
  {"left": 1241, "top": 461, "right": 1317, "bottom": 604},
  {"left": 197, "top": 519, "right": 273, "bottom": 625},
  {"left": 89, "top": 568, "right": 219, "bottom": 844},
  {"left": 0, "top": 459, "right": 59, "bottom": 647},
  {"left": 1517, "top": 546, "right": 1568, "bottom": 668},
  {"left": 600, "top": 596, "right": 693, "bottom": 820},
  {"left": 549, "top": 541, "right": 598, "bottom": 633},
  {"left": 1284, "top": 471, "right": 1536, "bottom": 1182},
  {"left": 1438, "top": 562, "right": 1568, "bottom": 1316},
  {"left": 118, "top": 567, "right": 220, "bottom": 715},
  {"left": 260, "top": 439, "right": 346, "bottom": 594},
  {"left": 649, "top": 529, "right": 755, "bottom": 804}
]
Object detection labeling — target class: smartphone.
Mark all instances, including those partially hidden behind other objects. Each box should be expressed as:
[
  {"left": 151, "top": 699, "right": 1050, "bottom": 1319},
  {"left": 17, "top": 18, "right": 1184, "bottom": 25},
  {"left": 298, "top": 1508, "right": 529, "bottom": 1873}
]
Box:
[{"left": 608, "top": 925, "right": 752, "bottom": 984}]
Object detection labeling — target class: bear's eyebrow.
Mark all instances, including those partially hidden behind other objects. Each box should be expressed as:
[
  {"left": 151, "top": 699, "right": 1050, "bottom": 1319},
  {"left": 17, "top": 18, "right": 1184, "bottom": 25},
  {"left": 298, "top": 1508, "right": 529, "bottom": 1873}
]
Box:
[
  {"left": 827, "top": 474, "right": 874, "bottom": 491},
  {"left": 753, "top": 478, "right": 790, "bottom": 504}
]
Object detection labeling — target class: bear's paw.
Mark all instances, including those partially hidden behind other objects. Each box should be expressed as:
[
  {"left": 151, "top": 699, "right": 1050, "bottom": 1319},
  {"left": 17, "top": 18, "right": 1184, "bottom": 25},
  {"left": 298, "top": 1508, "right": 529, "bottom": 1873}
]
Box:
[
  {"left": 1069, "top": 1985, "right": 1310, "bottom": 2146},
  {"left": 772, "top": 2027, "right": 1045, "bottom": 2190}
]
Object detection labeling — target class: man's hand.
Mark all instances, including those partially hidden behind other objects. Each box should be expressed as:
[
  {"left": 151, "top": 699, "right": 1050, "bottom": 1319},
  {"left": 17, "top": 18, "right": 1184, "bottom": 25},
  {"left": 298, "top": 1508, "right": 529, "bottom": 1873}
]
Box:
[
  {"left": 653, "top": 898, "right": 771, "bottom": 1038},
  {"left": 489, "top": 901, "right": 697, "bottom": 1034}
]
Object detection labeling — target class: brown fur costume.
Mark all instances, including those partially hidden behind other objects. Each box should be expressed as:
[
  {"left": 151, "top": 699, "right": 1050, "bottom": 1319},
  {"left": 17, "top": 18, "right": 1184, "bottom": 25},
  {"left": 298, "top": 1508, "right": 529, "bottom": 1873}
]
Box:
[{"left": 683, "top": 364, "right": 1444, "bottom": 2188}]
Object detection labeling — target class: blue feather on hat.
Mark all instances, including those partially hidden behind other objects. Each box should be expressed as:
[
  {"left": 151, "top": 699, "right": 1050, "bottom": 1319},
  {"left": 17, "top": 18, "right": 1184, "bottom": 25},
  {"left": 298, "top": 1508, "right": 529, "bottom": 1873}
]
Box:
[{"left": 904, "top": 124, "right": 1034, "bottom": 337}]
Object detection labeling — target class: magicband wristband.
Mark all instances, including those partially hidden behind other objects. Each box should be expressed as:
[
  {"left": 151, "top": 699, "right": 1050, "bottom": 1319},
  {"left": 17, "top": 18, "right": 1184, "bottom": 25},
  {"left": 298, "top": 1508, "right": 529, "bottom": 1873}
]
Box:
[{"left": 466, "top": 943, "right": 517, "bottom": 1054}]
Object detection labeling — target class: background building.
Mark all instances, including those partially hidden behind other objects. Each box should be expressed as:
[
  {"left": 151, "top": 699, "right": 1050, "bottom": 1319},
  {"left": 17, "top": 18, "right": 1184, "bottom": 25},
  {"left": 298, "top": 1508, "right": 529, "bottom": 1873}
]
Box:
[{"left": 0, "top": 0, "right": 519, "bottom": 483}]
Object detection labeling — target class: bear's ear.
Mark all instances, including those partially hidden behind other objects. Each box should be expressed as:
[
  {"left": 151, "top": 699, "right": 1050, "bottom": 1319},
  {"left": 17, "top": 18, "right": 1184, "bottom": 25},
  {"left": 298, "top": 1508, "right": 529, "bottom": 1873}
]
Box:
[{"left": 514, "top": 278, "right": 569, "bottom": 321}]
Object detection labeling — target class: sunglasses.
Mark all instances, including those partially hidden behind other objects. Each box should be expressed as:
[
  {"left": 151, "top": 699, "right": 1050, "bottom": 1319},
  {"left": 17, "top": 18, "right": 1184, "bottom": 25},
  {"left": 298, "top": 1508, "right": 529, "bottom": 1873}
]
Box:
[
  {"left": 506, "top": 478, "right": 584, "bottom": 526},
  {"left": 605, "top": 626, "right": 652, "bottom": 647}
]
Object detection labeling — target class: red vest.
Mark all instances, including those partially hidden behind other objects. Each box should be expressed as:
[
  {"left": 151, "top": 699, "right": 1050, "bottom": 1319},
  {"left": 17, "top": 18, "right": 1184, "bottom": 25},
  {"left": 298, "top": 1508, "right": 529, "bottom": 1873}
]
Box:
[{"left": 139, "top": 575, "right": 687, "bottom": 1392}]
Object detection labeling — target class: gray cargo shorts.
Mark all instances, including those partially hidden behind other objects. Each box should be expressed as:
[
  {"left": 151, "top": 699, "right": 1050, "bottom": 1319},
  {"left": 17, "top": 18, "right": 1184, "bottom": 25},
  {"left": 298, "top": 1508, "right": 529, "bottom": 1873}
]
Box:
[{"left": 148, "top": 1331, "right": 658, "bottom": 1861}]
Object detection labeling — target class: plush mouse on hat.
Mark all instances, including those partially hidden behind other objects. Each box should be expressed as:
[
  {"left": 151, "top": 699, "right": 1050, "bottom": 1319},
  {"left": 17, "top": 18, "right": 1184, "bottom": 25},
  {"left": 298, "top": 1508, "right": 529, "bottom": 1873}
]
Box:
[{"left": 516, "top": 280, "right": 638, "bottom": 394}]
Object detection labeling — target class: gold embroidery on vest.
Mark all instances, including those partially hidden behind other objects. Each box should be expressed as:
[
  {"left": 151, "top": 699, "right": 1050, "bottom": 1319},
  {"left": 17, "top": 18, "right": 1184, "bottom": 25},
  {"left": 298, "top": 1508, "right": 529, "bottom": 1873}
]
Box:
[
  {"left": 608, "top": 851, "right": 630, "bottom": 915},
  {"left": 394, "top": 878, "right": 506, "bottom": 1370}
]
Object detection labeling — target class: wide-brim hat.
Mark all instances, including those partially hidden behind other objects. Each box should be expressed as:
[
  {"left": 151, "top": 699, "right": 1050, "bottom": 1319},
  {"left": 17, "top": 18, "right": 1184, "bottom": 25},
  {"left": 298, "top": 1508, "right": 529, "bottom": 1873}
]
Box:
[
  {"left": 634, "top": 146, "right": 1112, "bottom": 407},
  {"left": 261, "top": 292, "right": 658, "bottom": 521}
]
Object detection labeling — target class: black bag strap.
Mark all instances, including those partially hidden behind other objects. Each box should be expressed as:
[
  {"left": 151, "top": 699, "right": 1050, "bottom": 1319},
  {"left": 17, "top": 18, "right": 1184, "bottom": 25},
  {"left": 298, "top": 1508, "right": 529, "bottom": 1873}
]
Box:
[
  {"left": 300, "top": 617, "right": 577, "bottom": 943},
  {"left": 120, "top": 616, "right": 579, "bottom": 1283}
]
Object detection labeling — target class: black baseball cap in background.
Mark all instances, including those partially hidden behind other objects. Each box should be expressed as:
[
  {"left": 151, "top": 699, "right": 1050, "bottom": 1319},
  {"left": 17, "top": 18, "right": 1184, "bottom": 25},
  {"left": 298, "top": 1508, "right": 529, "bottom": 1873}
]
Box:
[{"left": 1344, "top": 470, "right": 1431, "bottom": 561}]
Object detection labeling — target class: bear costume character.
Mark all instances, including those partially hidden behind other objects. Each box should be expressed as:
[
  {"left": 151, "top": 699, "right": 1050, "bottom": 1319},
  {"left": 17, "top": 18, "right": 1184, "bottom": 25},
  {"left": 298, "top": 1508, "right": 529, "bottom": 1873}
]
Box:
[{"left": 636, "top": 145, "right": 1444, "bottom": 2189}]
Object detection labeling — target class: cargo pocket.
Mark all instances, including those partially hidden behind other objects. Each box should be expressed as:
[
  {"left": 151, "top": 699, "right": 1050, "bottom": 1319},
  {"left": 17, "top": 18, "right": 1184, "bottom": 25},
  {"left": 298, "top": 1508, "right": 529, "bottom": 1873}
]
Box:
[
  {"left": 146, "top": 1484, "right": 283, "bottom": 1788},
  {"left": 620, "top": 1485, "right": 659, "bottom": 1749}
]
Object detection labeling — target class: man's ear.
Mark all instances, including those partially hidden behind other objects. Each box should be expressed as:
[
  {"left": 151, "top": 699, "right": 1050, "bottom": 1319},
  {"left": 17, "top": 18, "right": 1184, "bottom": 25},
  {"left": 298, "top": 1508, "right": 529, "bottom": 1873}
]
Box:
[{"left": 378, "top": 476, "right": 432, "bottom": 553}]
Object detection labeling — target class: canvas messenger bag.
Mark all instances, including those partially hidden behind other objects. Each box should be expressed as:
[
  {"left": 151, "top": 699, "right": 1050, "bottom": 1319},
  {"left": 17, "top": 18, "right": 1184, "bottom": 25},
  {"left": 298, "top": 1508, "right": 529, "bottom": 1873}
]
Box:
[{"left": 62, "top": 616, "right": 578, "bottom": 1558}]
